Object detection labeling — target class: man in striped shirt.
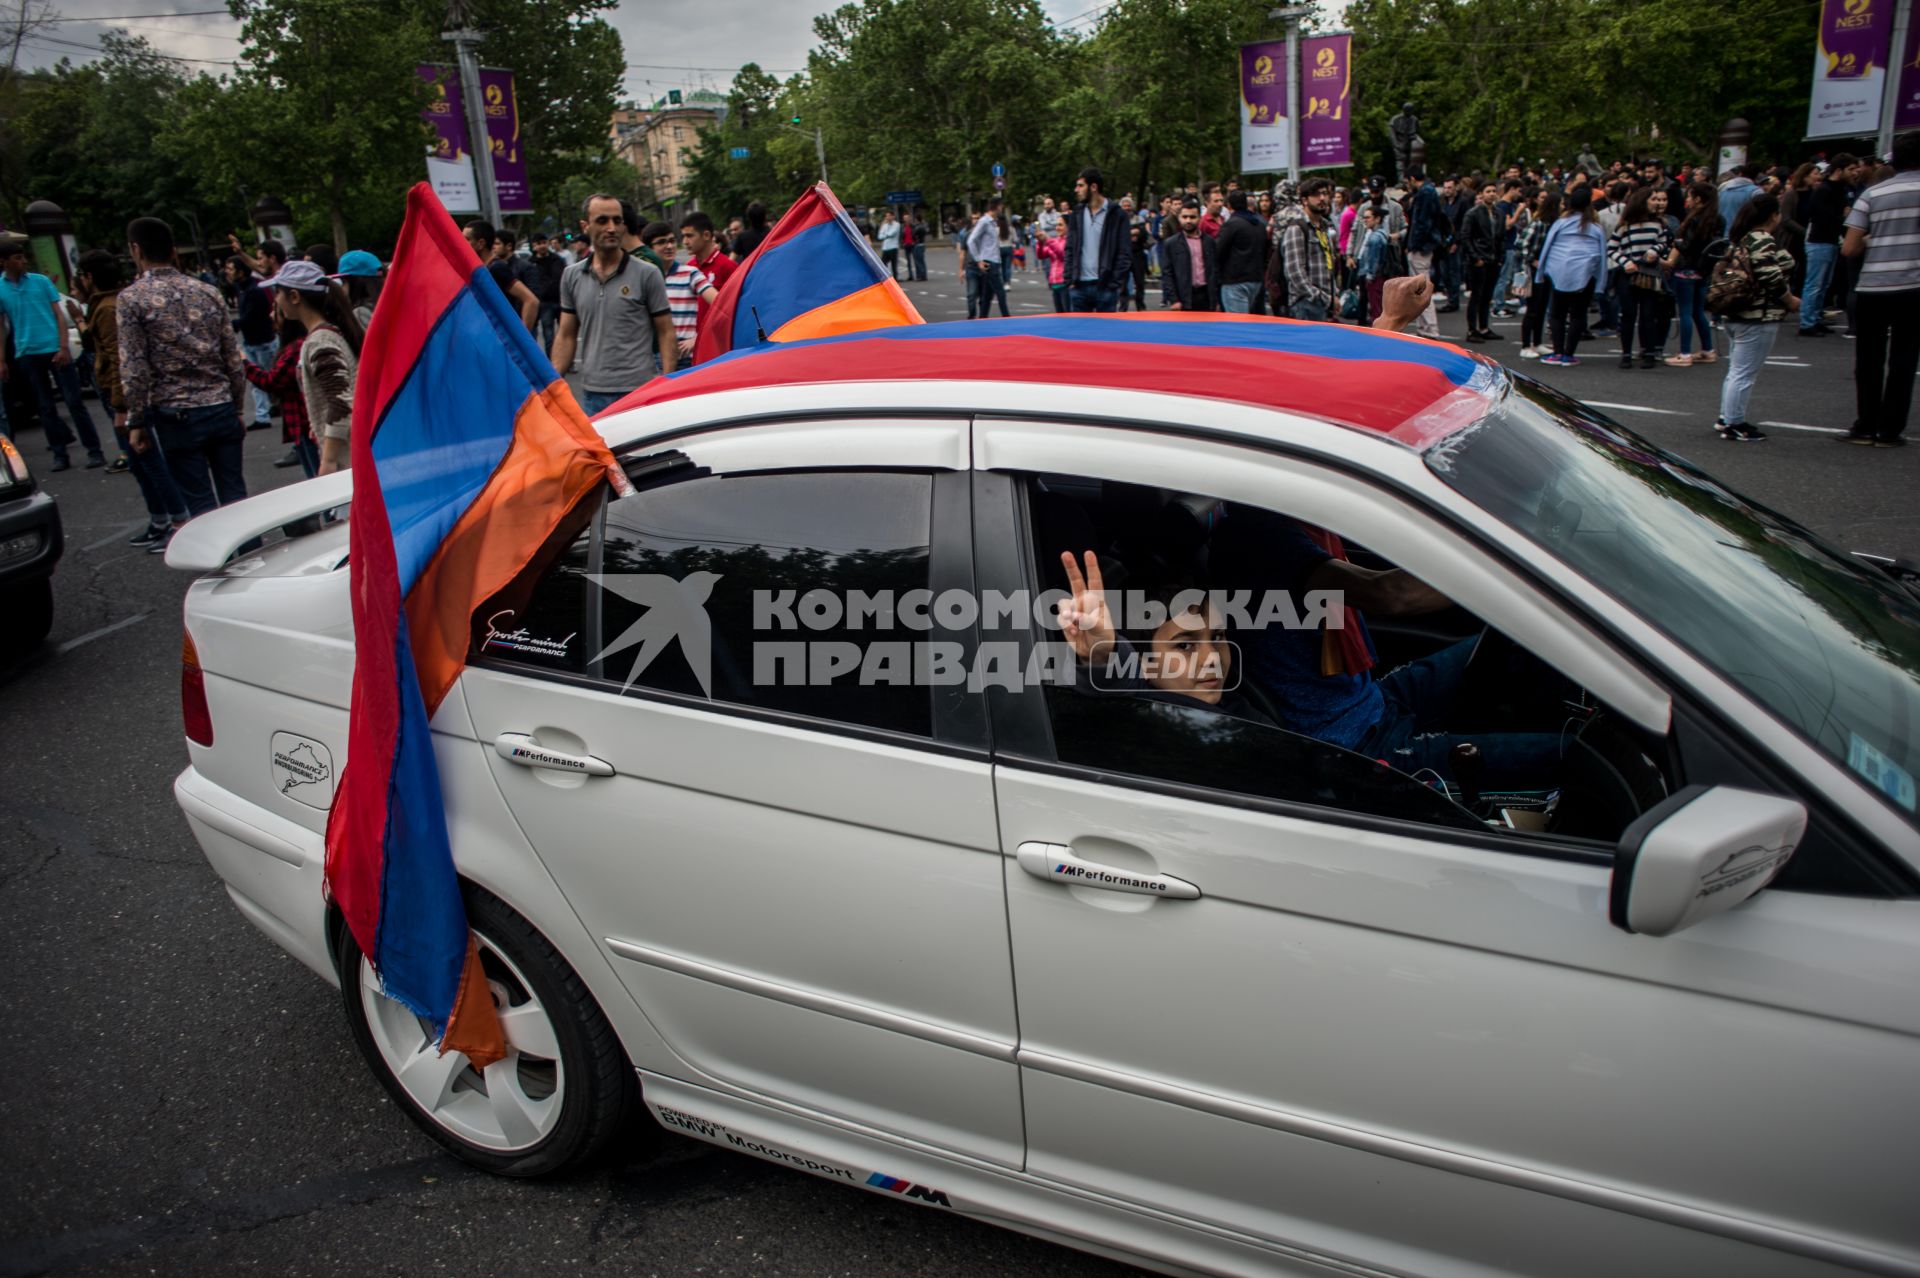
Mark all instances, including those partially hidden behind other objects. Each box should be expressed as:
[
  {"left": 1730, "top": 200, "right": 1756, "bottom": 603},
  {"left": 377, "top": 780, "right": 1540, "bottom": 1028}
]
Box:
[
  {"left": 1841, "top": 134, "right": 1920, "bottom": 447},
  {"left": 644, "top": 221, "right": 718, "bottom": 365}
]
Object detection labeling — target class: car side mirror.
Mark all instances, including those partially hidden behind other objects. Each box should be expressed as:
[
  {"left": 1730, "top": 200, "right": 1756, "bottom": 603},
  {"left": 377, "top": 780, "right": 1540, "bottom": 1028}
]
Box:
[{"left": 1608, "top": 785, "right": 1806, "bottom": 937}]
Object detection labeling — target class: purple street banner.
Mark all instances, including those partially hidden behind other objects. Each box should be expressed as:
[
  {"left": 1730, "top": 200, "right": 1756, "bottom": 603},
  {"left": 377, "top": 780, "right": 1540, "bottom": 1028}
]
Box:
[
  {"left": 1896, "top": 11, "right": 1920, "bottom": 132},
  {"left": 1239, "top": 41, "right": 1291, "bottom": 175},
  {"left": 1805, "top": 0, "right": 1894, "bottom": 139},
  {"left": 1299, "top": 33, "right": 1351, "bottom": 169},
  {"left": 416, "top": 64, "right": 532, "bottom": 214},
  {"left": 477, "top": 68, "right": 531, "bottom": 215}
]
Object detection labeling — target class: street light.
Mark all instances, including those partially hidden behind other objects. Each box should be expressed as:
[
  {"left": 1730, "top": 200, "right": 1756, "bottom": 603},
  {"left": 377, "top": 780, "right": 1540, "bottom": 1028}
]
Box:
[{"left": 1268, "top": 3, "right": 1315, "bottom": 185}]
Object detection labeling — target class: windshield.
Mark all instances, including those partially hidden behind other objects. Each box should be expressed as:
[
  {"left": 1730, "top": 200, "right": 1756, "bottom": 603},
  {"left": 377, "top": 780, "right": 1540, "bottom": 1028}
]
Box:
[{"left": 1427, "top": 377, "right": 1920, "bottom": 828}]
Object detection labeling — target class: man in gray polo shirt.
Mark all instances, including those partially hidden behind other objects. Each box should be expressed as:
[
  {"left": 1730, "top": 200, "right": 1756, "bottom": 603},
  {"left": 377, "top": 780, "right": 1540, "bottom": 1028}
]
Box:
[{"left": 553, "top": 192, "right": 676, "bottom": 415}]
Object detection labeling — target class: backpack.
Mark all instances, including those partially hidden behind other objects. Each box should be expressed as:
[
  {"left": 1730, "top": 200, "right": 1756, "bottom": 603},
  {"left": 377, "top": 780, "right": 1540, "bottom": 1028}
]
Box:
[{"left": 1705, "top": 240, "right": 1757, "bottom": 315}]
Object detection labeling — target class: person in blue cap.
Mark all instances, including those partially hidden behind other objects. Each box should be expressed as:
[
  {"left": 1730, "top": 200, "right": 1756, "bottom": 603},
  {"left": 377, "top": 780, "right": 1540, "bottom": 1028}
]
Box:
[{"left": 332, "top": 250, "right": 383, "bottom": 330}]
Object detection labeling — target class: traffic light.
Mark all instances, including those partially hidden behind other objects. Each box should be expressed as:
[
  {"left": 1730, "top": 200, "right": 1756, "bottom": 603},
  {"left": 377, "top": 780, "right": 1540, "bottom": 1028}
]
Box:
[{"left": 791, "top": 114, "right": 802, "bottom": 125}]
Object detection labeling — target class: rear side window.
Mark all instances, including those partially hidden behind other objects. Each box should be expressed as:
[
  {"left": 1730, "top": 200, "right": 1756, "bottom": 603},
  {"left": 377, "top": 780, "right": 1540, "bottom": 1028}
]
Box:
[{"left": 475, "top": 470, "right": 937, "bottom": 738}]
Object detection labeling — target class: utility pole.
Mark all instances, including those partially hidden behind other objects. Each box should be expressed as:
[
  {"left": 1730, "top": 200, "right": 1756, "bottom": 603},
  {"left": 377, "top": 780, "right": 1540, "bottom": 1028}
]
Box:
[
  {"left": 444, "top": 1, "right": 501, "bottom": 227},
  {"left": 815, "top": 127, "right": 829, "bottom": 186},
  {"left": 1269, "top": 4, "right": 1314, "bottom": 184},
  {"left": 1877, "top": 0, "right": 1913, "bottom": 159}
]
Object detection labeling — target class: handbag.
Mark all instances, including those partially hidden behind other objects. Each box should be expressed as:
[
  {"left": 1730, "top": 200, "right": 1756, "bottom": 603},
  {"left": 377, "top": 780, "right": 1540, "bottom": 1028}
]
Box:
[{"left": 1513, "top": 275, "right": 1533, "bottom": 300}]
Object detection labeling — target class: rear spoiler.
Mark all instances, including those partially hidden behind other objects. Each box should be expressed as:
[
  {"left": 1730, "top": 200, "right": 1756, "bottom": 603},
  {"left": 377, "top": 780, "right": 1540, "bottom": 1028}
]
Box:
[{"left": 164, "top": 471, "right": 354, "bottom": 572}]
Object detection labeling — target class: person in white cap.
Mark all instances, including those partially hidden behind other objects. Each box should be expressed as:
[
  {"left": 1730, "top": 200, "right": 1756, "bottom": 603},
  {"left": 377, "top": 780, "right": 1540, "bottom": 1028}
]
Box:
[{"left": 260, "top": 258, "right": 363, "bottom": 476}]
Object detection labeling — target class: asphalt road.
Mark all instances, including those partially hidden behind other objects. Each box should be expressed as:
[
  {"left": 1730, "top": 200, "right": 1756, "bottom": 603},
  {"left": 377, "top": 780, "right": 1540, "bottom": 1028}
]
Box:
[{"left": 1, "top": 285, "right": 1912, "bottom": 1277}]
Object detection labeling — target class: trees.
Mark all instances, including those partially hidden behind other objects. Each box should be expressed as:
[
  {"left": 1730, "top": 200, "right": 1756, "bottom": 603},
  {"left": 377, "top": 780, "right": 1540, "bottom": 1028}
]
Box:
[{"left": 682, "top": 64, "right": 822, "bottom": 220}]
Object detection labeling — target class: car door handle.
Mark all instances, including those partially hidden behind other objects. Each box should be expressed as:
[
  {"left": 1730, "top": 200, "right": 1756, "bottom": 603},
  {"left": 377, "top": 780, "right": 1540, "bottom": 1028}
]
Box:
[
  {"left": 1016, "top": 841, "right": 1200, "bottom": 900},
  {"left": 494, "top": 733, "right": 615, "bottom": 777}
]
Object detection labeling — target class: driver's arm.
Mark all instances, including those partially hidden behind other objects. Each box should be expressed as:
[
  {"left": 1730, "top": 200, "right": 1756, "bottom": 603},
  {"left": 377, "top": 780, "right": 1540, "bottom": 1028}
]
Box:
[{"left": 1305, "top": 558, "right": 1452, "bottom": 615}]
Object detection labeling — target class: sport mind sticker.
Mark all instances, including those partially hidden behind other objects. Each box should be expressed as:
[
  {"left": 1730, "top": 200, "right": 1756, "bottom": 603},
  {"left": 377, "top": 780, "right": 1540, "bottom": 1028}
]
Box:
[
  {"left": 649, "top": 1104, "right": 954, "bottom": 1208},
  {"left": 270, "top": 731, "right": 335, "bottom": 809}
]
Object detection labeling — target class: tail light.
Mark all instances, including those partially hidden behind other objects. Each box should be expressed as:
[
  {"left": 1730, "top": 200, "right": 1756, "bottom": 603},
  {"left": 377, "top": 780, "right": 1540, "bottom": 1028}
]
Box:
[{"left": 182, "top": 629, "right": 214, "bottom": 746}]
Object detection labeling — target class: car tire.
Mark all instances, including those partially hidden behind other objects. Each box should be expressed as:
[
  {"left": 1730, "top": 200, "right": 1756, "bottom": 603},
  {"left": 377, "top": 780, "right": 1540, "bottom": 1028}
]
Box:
[
  {"left": 2, "top": 578, "right": 53, "bottom": 659},
  {"left": 339, "top": 885, "right": 638, "bottom": 1176}
]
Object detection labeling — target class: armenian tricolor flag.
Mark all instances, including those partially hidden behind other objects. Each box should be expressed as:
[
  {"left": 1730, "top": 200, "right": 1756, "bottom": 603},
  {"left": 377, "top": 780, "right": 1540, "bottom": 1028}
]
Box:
[
  {"left": 325, "top": 183, "right": 622, "bottom": 1066},
  {"left": 691, "top": 182, "right": 922, "bottom": 364}
]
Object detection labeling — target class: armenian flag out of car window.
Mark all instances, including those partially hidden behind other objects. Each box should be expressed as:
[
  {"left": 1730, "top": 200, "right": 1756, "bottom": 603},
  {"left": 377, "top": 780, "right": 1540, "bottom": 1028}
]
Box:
[
  {"left": 324, "top": 183, "right": 622, "bottom": 1066},
  {"left": 691, "top": 182, "right": 923, "bottom": 364}
]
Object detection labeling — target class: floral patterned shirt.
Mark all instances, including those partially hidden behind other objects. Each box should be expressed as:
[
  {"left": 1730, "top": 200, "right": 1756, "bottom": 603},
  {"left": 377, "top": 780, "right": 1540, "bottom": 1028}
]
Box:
[{"left": 117, "top": 267, "right": 246, "bottom": 420}]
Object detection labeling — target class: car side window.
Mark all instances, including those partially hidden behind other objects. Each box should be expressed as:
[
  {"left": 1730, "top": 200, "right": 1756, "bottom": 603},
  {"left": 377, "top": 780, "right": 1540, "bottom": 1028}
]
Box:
[
  {"left": 1020, "top": 473, "right": 1675, "bottom": 844},
  {"left": 476, "top": 469, "right": 938, "bottom": 739}
]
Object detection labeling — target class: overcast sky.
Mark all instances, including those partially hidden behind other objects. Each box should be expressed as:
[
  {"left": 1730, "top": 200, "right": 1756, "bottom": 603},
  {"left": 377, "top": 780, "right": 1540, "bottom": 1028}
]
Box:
[{"left": 19, "top": 0, "right": 1107, "bottom": 100}]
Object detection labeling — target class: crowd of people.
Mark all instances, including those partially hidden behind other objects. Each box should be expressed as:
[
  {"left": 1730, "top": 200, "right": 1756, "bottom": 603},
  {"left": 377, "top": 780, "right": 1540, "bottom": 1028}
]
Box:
[
  {"left": 948, "top": 142, "right": 1917, "bottom": 447},
  {"left": 0, "top": 138, "right": 1912, "bottom": 558}
]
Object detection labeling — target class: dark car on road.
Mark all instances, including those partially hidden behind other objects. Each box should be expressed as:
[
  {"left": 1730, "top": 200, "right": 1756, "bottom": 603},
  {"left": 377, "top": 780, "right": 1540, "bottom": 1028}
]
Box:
[{"left": 0, "top": 433, "right": 64, "bottom": 656}]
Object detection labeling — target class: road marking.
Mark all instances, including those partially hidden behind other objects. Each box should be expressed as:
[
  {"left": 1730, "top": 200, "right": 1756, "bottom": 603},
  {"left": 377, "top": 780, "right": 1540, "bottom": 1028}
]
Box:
[
  {"left": 1757, "top": 420, "right": 1849, "bottom": 435},
  {"left": 55, "top": 611, "right": 151, "bottom": 656},
  {"left": 1764, "top": 359, "right": 1810, "bottom": 367},
  {"left": 81, "top": 520, "right": 150, "bottom": 553},
  {"left": 1585, "top": 401, "right": 1688, "bottom": 415}
]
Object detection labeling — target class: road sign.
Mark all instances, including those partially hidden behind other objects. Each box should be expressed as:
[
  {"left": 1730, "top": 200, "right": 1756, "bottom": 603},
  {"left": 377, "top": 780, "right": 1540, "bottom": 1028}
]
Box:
[
  {"left": 993, "top": 176, "right": 1006, "bottom": 190},
  {"left": 885, "top": 190, "right": 923, "bottom": 204},
  {"left": 728, "top": 147, "right": 751, "bottom": 159},
  {"left": 991, "top": 162, "right": 1005, "bottom": 178}
]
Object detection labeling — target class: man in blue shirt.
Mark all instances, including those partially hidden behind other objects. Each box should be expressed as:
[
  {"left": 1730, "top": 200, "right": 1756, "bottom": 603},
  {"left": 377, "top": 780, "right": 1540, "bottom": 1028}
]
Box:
[
  {"left": 0, "top": 239, "right": 106, "bottom": 470},
  {"left": 1064, "top": 167, "right": 1132, "bottom": 312},
  {"left": 1221, "top": 507, "right": 1567, "bottom": 793}
]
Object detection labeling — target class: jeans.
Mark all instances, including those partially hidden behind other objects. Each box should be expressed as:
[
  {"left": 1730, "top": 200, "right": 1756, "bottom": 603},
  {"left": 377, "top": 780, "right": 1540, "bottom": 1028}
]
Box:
[
  {"left": 118, "top": 424, "right": 189, "bottom": 524},
  {"left": 1219, "top": 281, "right": 1261, "bottom": 314},
  {"left": 1594, "top": 278, "right": 1620, "bottom": 332},
  {"left": 1718, "top": 322, "right": 1778, "bottom": 426},
  {"left": 1547, "top": 283, "right": 1593, "bottom": 356},
  {"left": 1356, "top": 637, "right": 1568, "bottom": 792},
  {"left": 974, "top": 262, "right": 1008, "bottom": 317},
  {"left": 1800, "top": 242, "right": 1838, "bottom": 331},
  {"left": 149, "top": 401, "right": 246, "bottom": 518},
  {"left": 910, "top": 243, "right": 927, "bottom": 280},
  {"left": 243, "top": 338, "right": 279, "bottom": 423},
  {"left": 1288, "top": 296, "right": 1330, "bottom": 321},
  {"left": 1491, "top": 247, "right": 1520, "bottom": 310},
  {"left": 579, "top": 389, "right": 631, "bottom": 416},
  {"left": 537, "top": 303, "right": 561, "bottom": 353},
  {"left": 999, "top": 248, "right": 1014, "bottom": 279},
  {"left": 1521, "top": 286, "right": 1549, "bottom": 349},
  {"left": 14, "top": 353, "right": 104, "bottom": 459},
  {"left": 295, "top": 433, "right": 321, "bottom": 478},
  {"left": 1853, "top": 288, "right": 1920, "bottom": 442},
  {"left": 1465, "top": 259, "right": 1498, "bottom": 333},
  {"left": 1051, "top": 284, "right": 1070, "bottom": 312},
  {"left": 1617, "top": 282, "right": 1670, "bottom": 355},
  {"left": 1434, "top": 248, "right": 1463, "bottom": 307},
  {"left": 1405, "top": 251, "right": 1440, "bottom": 335},
  {"left": 1670, "top": 273, "right": 1713, "bottom": 355},
  {"left": 1069, "top": 282, "right": 1118, "bottom": 313}
]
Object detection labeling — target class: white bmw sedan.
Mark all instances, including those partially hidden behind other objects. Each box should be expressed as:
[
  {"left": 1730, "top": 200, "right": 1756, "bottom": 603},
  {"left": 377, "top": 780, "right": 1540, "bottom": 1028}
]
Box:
[{"left": 169, "top": 318, "right": 1920, "bottom": 1278}]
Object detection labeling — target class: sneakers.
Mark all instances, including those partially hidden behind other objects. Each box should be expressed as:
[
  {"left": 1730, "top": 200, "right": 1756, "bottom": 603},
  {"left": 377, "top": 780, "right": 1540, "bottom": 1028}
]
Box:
[
  {"left": 246, "top": 419, "right": 274, "bottom": 432},
  {"left": 1619, "top": 353, "right": 1635, "bottom": 368},
  {"left": 1519, "top": 346, "right": 1541, "bottom": 359},
  {"left": 106, "top": 455, "right": 130, "bottom": 473},
  {"left": 1841, "top": 427, "right": 1876, "bottom": 445},
  {"left": 84, "top": 452, "right": 107, "bottom": 469},
  {"left": 1590, "top": 326, "right": 1618, "bottom": 339},
  {"left": 1723, "top": 423, "right": 1768, "bottom": 442},
  {"left": 1665, "top": 353, "right": 1694, "bottom": 366},
  {"left": 48, "top": 454, "right": 71, "bottom": 473},
  {"left": 129, "top": 523, "right": 173, "bottom": 546},
  {"left": 147, "top": 527, "right": 176, "bottom": 554},
  {"left": 1640, "top": 353, "right": 1660, "bottom": 368},
  {"left": 1693, "top": 351, "right": 1717, "bottom": 364},
  {"left": 273, "top": 447, "right": 302, "bottom": 468},
  {"left": 1797, "top": 326, "right": 1829, "bottom": 338},
  {"left": 1539, "top": 353, "right": 1580, "bottom": 366}
]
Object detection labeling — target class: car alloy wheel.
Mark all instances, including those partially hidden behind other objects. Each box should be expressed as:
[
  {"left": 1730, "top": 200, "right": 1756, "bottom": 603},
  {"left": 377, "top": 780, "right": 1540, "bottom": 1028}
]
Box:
[
  {"left": 339, "top": 887, "right": 637, "bottom": 1175},
  {"left": 358, "top": 932, "right": 562, "bottom": 1152}
]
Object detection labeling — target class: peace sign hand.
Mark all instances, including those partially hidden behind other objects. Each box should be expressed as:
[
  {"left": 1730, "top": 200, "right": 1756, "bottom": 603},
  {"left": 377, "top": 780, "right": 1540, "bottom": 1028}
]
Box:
[{"left": 1059, "top": 550, "right": 1117, "bottom": 663}]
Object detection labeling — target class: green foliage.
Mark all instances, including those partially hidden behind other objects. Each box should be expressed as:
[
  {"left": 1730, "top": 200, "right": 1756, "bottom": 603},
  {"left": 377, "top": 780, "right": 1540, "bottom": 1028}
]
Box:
[
  {"left": 682, "top": 64, "right": 822, "bottom": 220},
  {"left": 2, "top": 35, "right": 236, "bottom": 252},
  {"left": 1347, "top": 0, "right": 1824, "bottom": 176}
]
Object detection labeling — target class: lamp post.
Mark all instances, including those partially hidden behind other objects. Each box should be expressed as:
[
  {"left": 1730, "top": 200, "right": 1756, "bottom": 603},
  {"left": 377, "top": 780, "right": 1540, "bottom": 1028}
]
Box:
[
  {"left": 442, "top": 2, "right": 501, "bottom": 227},
  {"left": 1268, "top": 4, "right": 1315, "bottom": 184},
  {"left": 782, "top": 117, "right": 828, "bottom": 184}
]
